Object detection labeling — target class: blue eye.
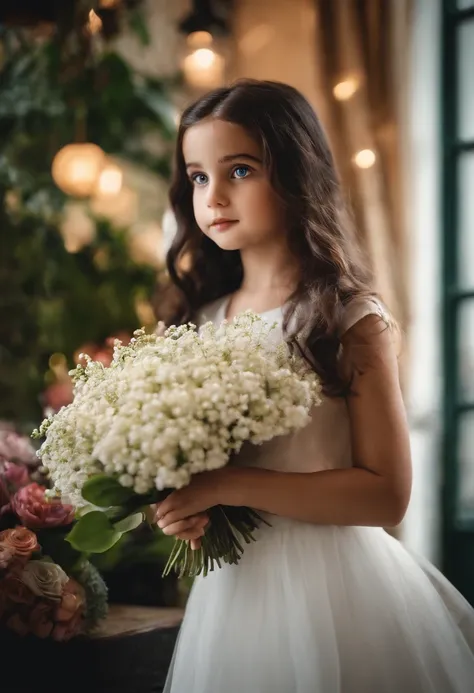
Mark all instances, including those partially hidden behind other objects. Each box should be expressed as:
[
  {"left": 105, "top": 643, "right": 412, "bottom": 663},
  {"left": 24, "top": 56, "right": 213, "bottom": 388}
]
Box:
[
  {"left": 191, "top": 173, "right": 208, "bottom": 186},
  {"left": 232, "top": 166, "right": 251, "bottom": 179}
]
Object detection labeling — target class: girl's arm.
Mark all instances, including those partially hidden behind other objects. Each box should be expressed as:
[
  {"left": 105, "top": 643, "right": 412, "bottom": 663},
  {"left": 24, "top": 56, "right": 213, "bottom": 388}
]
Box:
[{"left": 156, "top": 315, "right": 412, "bottom": 532}]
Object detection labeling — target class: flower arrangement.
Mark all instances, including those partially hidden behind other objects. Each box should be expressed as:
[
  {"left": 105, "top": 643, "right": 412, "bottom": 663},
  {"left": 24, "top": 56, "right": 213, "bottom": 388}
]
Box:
[
  {"left": 33, "top": 313, "right": 321, "bottom": 578},
  {"left": 0, "top": 428, "right": 108, "bottom": 641}
]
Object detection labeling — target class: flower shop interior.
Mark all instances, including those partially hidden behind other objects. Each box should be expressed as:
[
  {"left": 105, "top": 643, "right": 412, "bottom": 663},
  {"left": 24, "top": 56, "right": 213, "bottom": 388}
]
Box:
[{"left": 0, "top": 0, "right": 473, "bottom": 691}]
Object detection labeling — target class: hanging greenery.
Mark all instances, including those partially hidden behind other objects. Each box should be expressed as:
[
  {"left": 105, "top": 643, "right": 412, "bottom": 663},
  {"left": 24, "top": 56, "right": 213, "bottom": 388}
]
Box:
[{"left": 0, "top": 2, "right": 179, "bottom": 426}]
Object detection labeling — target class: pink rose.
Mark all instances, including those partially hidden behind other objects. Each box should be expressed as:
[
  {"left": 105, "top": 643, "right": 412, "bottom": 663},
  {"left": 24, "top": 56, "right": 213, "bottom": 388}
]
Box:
[
  {"left": 11, "top": 483, "right": 75, "bottom": 529},
  {"left": 0, "top": 431, "right": 37, "bottom": 465},
  {"left": 0, "top": 542, "right": 16, "bottom": 570}
]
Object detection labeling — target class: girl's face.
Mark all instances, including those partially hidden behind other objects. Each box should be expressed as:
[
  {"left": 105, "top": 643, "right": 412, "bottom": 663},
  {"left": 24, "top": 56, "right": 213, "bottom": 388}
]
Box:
[{"left": 182, "top": 118, "right": 286, "bottom": 252}]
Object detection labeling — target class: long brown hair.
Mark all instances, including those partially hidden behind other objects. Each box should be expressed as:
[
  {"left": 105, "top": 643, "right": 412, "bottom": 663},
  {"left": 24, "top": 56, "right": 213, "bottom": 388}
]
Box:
[{"left": 156, "top": 79, "right": 374, "bottom": 396}]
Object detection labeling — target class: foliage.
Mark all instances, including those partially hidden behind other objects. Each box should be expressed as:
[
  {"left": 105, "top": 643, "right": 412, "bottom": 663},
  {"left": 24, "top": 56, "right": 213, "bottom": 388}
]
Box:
[{"left": 0, "top": 6, "right": 178, "bottom": 424}]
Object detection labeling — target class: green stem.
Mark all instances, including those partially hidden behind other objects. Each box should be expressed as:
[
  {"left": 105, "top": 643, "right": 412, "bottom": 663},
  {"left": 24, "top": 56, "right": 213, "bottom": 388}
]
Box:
[{"left": 161, "top": 506, "right": 270, "bottom": 579}]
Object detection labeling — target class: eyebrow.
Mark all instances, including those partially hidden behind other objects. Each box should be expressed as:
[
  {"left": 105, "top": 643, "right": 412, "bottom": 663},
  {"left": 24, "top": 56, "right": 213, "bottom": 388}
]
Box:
[{"left": 185, "top": 153, "right": 262, "bottom": 170}]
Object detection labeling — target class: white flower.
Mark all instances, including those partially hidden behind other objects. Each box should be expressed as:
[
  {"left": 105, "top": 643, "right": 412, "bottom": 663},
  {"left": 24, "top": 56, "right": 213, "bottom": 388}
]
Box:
[{"left": 34, "top": 312, "right": 322, "bottom": 502}]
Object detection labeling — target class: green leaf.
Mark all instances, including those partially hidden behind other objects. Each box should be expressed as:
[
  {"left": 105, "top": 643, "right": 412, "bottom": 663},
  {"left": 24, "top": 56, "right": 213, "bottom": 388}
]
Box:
[
  {"left": 82, "top": 474, "right": 136, "bottom": 507},
  {"left": 134, "top": 80, "right": 176, "bottom": 138},
  {"left": 36, "top": 527, "right": 84, "bottom": 572},
  {"left": 114, "top": 511, "right": 144, "bottom": 533},
  {"left": 128, "top": 9, "right": 151, "bottom": 46},
  {"left": 66, "top": 511, "right": 122, "bottom": 553}
]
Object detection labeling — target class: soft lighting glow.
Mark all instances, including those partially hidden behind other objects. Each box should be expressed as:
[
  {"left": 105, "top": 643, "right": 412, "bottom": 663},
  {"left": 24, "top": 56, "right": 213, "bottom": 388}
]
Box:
[
  {"left": 333, "top": 77, "right": 359, "bottom": 101},
  {"left": 90, "top": 186, "right": 137, "bottom": 226},
  {"left": 99, "top": 0, "right": 120, "bottom": 7},
  {"left": 52, "top": 143, "right": 106, "bottom": 197},
  {"left": 96, "top": 164, "right": 123, "bottom": 196},
  {"left": 87, "top": 9, "right": 103, "bottom": 34},
  {"left": 353, "top": 149, "right": 376, "bottom": 169},
  {"left": 182, "top": 30, "right": 225, "bottom": 90},
  {"left": 183, "top": 48, "right": 224, "bottom": 89},
  {"left": 60, "top": 202, "right": 96, "bottom": 252},
  {"left": 186, "top": 31, "right": 213, "bottom": 49},
  {"left": 128, "top": 223, "right": 162, "bottom": 267},
  {"left": 191, "top": 48, "right": 216, "bottom": 69},
  {"left": 49, "top": 353, "right": 67, "bottom": 370}
]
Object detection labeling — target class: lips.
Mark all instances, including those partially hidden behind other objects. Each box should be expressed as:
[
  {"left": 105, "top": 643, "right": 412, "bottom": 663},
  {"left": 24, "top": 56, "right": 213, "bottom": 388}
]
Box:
[{"left": 210, "top": 219, "right": 238, "bottom": 232}]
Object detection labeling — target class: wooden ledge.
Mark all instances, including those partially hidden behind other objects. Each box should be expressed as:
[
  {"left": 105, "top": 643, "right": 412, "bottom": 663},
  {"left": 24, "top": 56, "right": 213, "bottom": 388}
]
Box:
[{"left": 91, "top": 604, "right": 184, "bottom": 640}]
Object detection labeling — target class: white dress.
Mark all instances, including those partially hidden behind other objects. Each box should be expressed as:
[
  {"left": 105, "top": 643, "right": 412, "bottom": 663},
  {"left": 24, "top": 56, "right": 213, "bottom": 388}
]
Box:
[{"left": 164, "top": 296, "right": 474, "bottom": 693}]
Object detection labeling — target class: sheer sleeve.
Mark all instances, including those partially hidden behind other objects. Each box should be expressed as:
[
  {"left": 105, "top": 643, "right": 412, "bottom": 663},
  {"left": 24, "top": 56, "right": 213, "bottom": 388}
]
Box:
[{"left": 338, "top": 297, "right": 393, "bottom": 337}]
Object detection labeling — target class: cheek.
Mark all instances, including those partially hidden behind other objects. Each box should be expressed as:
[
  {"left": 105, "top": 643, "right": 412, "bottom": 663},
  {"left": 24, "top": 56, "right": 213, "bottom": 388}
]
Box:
[
  {"left": 245, "top": 186, "right": 281, "bottom": 224},
  {"left": 192, "top": 190, "right": 207, "bottom": 227}
]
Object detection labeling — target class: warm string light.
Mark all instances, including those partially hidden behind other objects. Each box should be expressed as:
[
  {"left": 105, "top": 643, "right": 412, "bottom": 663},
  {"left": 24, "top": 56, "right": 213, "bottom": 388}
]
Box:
[
  {"left": 332, "top": 75, "right": 376, "bottom": 170},
  {"left": 182, "top": 31, "right": 225, "bottom": 90},
  {"left": 96, "top": 164, "right": 123, "bottom": 196},
  {"left": 87, "top": 9, "right": 103, "bottom": 34},
  {"left": 333, "top": 77, "right": 359, "bottom": 101},
  {"left": 353, "top": 149, "right": 376, "bottom": 169},
  {"left": 52, "top": 143, "right": 106, "bottom": 197}
]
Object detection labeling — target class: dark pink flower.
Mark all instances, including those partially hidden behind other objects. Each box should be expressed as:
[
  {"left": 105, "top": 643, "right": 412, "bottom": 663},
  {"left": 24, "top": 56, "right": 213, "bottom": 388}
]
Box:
[
  {"left": 2, "top": 461, "right": 30, "bottom": 489},
  {"left": 42, "top": 381, "right": 74, "bottom": 412},
  {"left": 11, "top": 483, "right": 75, "bottom": 529}
]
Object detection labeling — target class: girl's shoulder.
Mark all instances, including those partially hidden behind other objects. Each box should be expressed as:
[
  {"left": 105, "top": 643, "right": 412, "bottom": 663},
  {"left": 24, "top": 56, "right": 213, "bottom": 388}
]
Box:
[{"left": 338, "top": 296, "right": 393, "bottom": 338}]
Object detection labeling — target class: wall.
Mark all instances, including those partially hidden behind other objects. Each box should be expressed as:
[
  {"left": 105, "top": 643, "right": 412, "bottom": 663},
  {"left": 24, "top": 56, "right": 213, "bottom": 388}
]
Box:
[{"left": 230, "top": 0, "right": 324, "bottom": 114}]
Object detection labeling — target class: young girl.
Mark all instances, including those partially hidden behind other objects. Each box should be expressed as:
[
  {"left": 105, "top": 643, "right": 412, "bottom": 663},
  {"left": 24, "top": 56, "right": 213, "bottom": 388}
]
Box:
[{"left": 156, "top": 79, "right": 474, "bottom": 692}]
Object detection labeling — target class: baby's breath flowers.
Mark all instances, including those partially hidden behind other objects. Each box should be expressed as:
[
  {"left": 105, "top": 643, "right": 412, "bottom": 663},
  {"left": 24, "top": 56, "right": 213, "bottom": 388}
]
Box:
[{"left": 33, "top": 312, "right": 321, "bottom": 577}]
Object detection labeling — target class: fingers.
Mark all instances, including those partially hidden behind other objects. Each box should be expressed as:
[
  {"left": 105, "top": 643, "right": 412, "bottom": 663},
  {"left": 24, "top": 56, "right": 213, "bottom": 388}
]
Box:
[
  {"left": 160, "top": 514, "right": 207, "bottom": 537},
  {"left": 175, "top": 528, "right": 204, "bottom": 542}
]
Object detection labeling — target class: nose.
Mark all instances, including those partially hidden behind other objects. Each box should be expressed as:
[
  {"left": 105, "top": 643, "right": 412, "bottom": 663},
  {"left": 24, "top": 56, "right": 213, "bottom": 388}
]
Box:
[{"left": 206, "top": 179, "right": 229, "bottom": 208}]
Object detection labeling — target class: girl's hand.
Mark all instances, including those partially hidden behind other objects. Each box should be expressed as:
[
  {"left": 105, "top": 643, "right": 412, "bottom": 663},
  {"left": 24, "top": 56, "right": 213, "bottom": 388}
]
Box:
[
  {"left": 153, "top": 506, "right": 209, "bottom": 550},
  {"left": 155, "top": 470, "right": 224, "bottom": 532}
]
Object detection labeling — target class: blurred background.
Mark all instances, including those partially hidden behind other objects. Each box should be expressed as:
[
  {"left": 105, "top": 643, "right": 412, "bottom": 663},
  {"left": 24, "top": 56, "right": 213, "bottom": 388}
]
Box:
[{"left": 0, "top": 0, "right": 473, "bottom": 608}]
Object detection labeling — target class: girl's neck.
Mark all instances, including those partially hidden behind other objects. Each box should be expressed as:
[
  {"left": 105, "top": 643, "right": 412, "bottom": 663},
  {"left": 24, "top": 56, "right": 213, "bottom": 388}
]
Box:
[
  {"left": 225, "top": 244, "right": 300, "bottom": 320},
  {"left": 238, "top": 244, "right": 300, "bottom": 294}
]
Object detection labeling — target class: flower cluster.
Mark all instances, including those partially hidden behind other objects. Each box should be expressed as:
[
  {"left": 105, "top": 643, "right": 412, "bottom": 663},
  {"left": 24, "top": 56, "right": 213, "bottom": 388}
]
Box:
[
  {"left": 0, "top": 430, "right": 108, "bottom": 639},
  {"left": 0, "top": 527, "right": 86, "bottom": 640},
  {"left": 34, "top": 312, "right": 321, "bottom": 506}
]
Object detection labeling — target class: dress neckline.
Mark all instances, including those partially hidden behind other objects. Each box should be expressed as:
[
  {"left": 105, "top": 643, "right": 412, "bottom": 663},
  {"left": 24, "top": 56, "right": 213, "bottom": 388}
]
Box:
[{"left": 219, "top": 294, "right": 284, "bottom": 322}]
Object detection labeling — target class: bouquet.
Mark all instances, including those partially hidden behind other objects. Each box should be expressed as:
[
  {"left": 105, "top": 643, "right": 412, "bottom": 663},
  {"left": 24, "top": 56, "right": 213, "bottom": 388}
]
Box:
[
  {"left": 0, "top": 433, "right": 108, "bottom": 640},
  {"left": 32, "top": 312, "right": 321, "bottom": 578}
]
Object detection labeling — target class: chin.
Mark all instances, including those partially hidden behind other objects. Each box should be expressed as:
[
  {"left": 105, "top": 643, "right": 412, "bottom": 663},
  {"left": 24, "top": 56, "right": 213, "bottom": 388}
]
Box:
[{"left": 208, "top": 231, "right": 245, "bottom": 252}]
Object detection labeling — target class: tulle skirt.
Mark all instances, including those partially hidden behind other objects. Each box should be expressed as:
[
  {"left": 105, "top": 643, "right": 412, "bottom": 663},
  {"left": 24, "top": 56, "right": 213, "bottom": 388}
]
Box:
[{"left": 163, "top": 515, "right": 474, "bottom": 693}]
